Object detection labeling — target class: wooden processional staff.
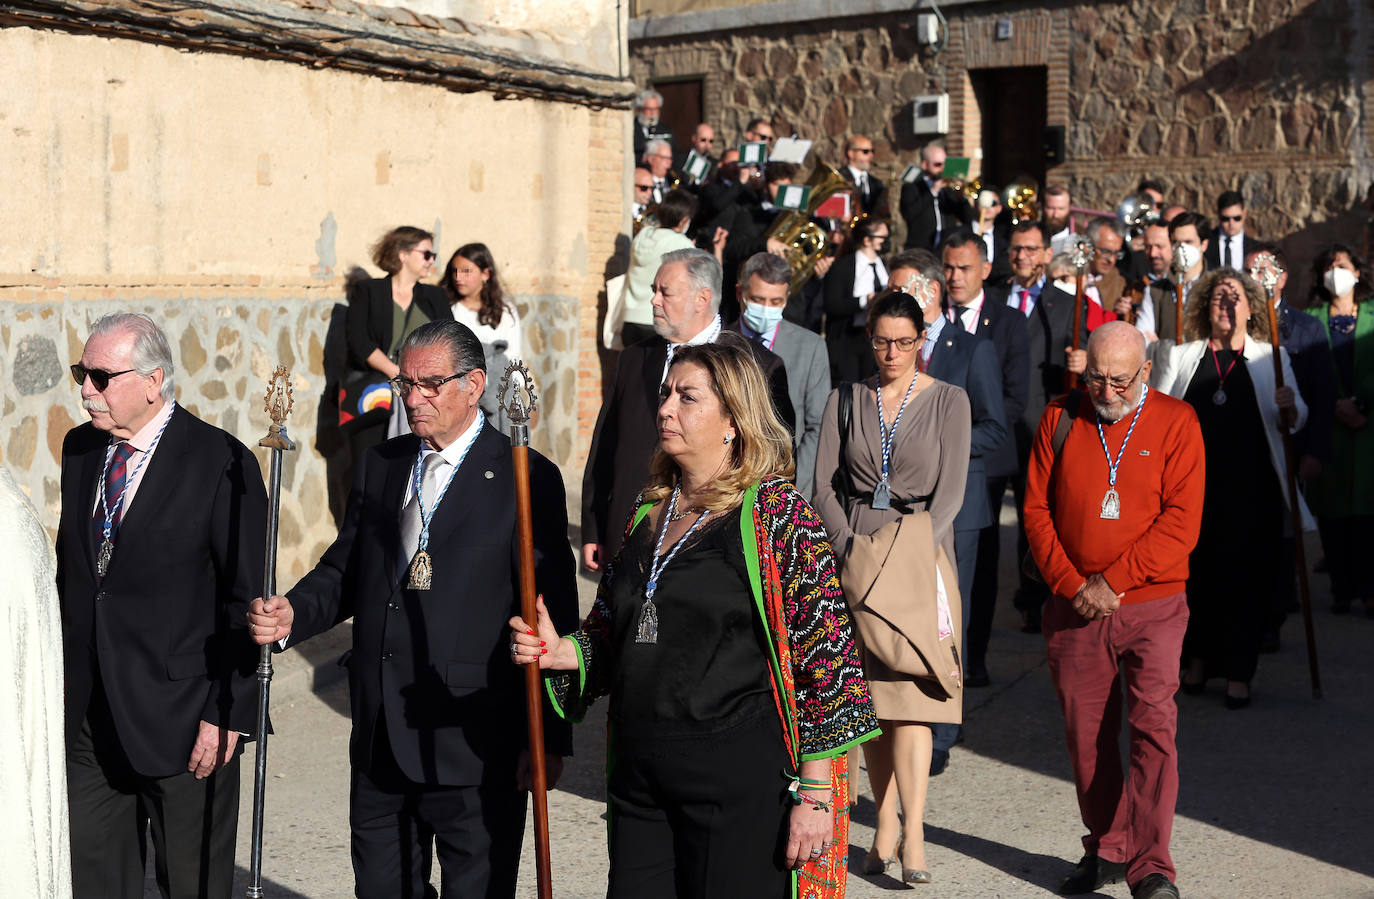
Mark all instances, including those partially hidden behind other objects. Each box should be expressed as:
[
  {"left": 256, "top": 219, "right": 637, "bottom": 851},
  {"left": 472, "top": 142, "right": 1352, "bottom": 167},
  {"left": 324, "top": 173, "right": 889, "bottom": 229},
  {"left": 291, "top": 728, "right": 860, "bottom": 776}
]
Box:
[
  {"left": 1250, "top": 253, "right": 1323, "bottom": 698},
  {"left": 498, "top": 361, "right": 554, "bottom": 899}
]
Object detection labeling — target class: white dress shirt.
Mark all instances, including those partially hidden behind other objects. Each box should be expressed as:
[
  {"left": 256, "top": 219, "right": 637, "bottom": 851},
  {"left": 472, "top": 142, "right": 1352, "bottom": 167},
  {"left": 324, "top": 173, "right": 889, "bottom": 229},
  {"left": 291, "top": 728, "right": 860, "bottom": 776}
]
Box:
[
  {"left": 950, "top": 290, "right": 987, "bottom": 335},
  {"left": 1217, "top": 230, "right": 1246, "bottom": 270},
  {"left": 401, "top": 410, "right": 486, "bottom": 509},
  {"left": 661, "top": 314, "right": 723, "bottom": 383}
]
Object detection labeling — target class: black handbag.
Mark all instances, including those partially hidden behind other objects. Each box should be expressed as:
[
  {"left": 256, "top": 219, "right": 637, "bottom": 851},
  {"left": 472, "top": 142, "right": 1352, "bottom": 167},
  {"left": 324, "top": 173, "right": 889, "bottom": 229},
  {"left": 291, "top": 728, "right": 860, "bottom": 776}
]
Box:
[
  {"left": 338, "top": 369, "right": 394, "bottom": 429},
  {"left": 831, "top": 383, "right": 855, "bottom": 512}
]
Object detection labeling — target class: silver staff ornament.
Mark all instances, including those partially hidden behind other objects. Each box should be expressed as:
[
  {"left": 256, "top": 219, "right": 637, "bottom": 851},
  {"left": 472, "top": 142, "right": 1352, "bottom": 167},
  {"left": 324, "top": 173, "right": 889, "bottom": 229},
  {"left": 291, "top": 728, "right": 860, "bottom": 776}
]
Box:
[{"left": 498, "top": 360, "right": 539, "bottom": 446}]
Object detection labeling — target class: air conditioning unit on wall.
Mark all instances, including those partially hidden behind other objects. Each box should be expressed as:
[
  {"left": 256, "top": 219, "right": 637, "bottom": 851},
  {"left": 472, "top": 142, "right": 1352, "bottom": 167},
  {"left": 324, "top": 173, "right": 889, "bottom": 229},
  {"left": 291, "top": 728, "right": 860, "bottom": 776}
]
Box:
[{"left": 912, "top": 94, "right": 949, "bottom": 136}]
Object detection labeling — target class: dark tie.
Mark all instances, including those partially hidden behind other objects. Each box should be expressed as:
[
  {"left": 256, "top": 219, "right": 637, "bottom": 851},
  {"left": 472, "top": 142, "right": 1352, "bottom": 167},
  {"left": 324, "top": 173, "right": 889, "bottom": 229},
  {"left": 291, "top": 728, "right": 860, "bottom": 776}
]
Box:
[
  {"left": 871, "top": 262, "right": 885, "bottom": 292},
  {"left": 93, "top": 441, "right": 136, "bottom": 549},
  {"left": 1223, "top": 237, "right": 1232, "bottom": 269},
  {"left": 952, "top": 306, "right": 968, "bottom": 332}
]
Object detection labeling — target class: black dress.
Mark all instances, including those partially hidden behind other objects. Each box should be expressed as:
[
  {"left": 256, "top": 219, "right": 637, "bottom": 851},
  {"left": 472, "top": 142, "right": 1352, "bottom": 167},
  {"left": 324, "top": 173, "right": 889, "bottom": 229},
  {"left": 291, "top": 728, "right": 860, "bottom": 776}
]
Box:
[
  {"left": 602, "top": 507, "right": 791, "bottom": 899},
  {"left": 1182, "top": 347, "right": 1283, "bottom": 683}
]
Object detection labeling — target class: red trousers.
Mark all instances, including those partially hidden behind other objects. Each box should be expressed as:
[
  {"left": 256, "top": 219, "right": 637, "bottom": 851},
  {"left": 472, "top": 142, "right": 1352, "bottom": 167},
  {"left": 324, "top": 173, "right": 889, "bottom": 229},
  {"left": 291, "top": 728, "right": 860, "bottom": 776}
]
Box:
[{"left": 1044, "top": 592, "right": 1188, "bottom": 885}]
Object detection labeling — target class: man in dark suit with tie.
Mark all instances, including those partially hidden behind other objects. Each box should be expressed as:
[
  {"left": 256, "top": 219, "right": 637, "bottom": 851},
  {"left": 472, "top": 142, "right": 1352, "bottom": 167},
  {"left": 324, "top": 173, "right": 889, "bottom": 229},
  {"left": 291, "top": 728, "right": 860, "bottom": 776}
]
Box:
[
  {"left": 58, "top": 313, "right": 267, "bottom": 899},
  {"left": 249, "top": 319, "right": 577, "bottom": 898},
  {"left": 899, "top": 140, "right": 972, "bottom": 251},
  {"left": 1204, "top": 190, "right": 1251, "bottom": 272},
  {"left": 841, "top": 134, "right": 889, "bottom": 219},
  {"left": 929, "top": 233, "right": 1031, "bottom": 686},
  {"left": 983, "top": 221, "right": 1087, "bottom": 634},
  {"left": 580, "top": 248, "right": 794, "bottom": 571},
  {"left": 889, "top": 249, "right": 1008, "bottom": 773}
]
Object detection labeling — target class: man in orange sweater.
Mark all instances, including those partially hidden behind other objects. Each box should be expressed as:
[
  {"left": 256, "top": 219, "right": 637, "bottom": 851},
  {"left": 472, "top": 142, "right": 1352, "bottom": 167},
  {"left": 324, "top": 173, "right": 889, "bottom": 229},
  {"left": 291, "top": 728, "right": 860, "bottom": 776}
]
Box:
[{"left": 1024, "top": 321, "right": 1204, "bottom": 899}]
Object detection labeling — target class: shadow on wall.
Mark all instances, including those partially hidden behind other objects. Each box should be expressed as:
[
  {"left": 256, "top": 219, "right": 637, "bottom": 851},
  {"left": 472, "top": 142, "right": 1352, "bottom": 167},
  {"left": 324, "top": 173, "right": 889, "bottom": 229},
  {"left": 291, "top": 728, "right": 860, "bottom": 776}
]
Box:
[{"left": 596, "top": 232, "right": 633, "bottom": 404}]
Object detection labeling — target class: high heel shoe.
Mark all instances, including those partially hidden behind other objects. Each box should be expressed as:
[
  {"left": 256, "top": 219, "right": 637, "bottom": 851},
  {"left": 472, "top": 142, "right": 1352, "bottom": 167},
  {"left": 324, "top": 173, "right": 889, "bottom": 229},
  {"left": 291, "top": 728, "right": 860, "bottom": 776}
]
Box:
[
  {"left": 862, "top": 837, "right": 901, "bottom": 876},
  {"left": 902, "top": 867, "right": 933, "bottom": 884}
]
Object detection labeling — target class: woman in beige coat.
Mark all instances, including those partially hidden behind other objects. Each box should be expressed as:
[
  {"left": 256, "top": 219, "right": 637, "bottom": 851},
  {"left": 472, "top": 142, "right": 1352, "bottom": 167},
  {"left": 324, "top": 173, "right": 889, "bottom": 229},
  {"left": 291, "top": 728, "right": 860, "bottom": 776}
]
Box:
[{"left": 813, "top": 288, "right": 971, "bottom": 884}]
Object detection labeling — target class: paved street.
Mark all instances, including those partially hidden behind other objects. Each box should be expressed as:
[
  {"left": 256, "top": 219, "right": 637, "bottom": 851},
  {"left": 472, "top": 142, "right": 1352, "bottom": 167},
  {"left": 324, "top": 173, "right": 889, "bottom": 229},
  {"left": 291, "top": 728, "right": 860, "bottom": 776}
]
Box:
[{"left": 194, "top": 499, "right": 1374, "bottom": 899}]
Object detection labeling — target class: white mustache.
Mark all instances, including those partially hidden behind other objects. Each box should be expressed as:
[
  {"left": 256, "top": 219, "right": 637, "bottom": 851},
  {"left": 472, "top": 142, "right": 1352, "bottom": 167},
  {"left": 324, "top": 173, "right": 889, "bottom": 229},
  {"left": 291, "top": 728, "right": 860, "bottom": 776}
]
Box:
[{"left": 82, "top": 398, "right": 109, "bottom": 413}]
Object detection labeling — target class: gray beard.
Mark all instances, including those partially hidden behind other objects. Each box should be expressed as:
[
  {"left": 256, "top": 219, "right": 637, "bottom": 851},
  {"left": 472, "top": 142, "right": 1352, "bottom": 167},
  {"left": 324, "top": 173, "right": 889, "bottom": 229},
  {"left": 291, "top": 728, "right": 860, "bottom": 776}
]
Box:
[{"left": 1095, "top": 390, "right": 1142, "bottom": 423}]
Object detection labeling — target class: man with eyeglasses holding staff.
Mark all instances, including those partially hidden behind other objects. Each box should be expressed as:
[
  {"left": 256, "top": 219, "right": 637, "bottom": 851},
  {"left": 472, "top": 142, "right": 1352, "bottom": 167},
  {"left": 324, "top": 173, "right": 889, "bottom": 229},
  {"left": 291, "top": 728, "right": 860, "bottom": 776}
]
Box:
[
  {"left": 58, "top": 312, "right": 268, "bottom": 899},
  {"left": 249, "top": 319, "right": 577, "bottom": 898},
  {"left": 1023, "top": 321, "right": 1204, "bottom": 899}
]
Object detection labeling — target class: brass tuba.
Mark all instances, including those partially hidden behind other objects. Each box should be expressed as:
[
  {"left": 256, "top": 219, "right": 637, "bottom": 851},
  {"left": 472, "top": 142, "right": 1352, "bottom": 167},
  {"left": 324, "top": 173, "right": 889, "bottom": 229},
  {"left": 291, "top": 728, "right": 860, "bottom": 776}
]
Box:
[
  {"left": 1002, "top": 177, "right": 1039, "bottom": 225},
  {"left": 764, "top": 161, "right": 854, "bottom": 297}
]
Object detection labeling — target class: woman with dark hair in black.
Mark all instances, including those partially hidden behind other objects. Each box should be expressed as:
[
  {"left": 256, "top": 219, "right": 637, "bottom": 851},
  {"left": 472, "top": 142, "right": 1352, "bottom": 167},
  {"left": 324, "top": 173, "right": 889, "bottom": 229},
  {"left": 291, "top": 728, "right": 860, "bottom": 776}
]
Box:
[{"left": 343, "top": 225, "right": 448, "bottom": 456}]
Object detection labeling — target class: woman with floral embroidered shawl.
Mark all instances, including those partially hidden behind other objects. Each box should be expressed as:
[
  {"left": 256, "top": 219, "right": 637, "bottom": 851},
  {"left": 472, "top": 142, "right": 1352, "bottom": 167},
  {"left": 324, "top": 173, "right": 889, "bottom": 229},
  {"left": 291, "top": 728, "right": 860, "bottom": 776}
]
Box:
[{"left": 511, "top": 334, "right": 879, "bottom": 898}]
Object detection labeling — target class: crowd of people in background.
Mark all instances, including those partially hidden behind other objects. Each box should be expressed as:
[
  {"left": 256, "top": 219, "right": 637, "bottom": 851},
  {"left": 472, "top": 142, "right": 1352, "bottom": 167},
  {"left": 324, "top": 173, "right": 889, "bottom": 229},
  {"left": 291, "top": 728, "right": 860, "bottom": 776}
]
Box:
[{"left": 611, "top": 86, "right": 1373, "bottom": 898}]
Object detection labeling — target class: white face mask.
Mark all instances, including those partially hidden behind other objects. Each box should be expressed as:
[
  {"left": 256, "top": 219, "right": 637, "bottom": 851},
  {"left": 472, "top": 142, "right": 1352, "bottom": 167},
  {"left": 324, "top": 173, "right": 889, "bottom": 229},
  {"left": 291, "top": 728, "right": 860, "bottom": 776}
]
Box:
[
  {"left": 1324, "top": 267, "right": 1358, "bottom": 299},
  {"left": 742, "top": 301, "right": 785, "bottom": 335}
]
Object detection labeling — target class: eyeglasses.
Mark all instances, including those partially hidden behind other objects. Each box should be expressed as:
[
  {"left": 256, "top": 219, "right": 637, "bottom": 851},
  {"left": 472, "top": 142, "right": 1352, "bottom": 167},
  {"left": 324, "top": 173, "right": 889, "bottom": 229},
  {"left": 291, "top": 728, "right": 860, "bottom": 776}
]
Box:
[
  {"left": 870, "top": 336, "right": 919, "bottom": 352},
  {"left": 851, "top": 148, "right": 874, "bottom": 155},
  {"left": 1094, "top": 245, "right": 1125, "bottom": 260},
  {"left": 70, "top": 364, "right": 136, "bottom": 391},
  {"left": 390, "top": 371, "right": 470, "bottom": 398},
  {"left": 1219, "top": 214, "right": 1243, "bottom": 223},
  {"left": 1082, "top": 364, "right": 1143, "bottom": 393},
  {"left": 1009, "top": 245, "right": 1044, "bottom": 256}
]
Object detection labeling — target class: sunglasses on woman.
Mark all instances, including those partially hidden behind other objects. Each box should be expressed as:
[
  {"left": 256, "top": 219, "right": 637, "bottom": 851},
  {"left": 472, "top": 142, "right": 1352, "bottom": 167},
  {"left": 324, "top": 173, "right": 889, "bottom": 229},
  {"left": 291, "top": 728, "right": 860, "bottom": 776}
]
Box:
[{"left": 70, "top": 364, "right": 136, "bottom": 391}]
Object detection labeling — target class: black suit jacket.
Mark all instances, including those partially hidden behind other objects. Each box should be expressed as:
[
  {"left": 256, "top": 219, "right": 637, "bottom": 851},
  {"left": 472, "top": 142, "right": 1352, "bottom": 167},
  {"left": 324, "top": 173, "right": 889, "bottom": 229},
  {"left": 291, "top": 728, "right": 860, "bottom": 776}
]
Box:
[
  {"left": 580, "top": 334, "right": 794, "bottom": 556},
  {"left": 57, "top": 405, "right": 267, "bottom": 777},
  {"left": 988, "top": 283, "right": 1084, "bottom": 441},
  {"left": 823, "top": 252, "right": 884, "bottom": 340},
  {"left": 633, "top": 121, "right": 675, "bottom": 163},
  {"left": 927, "top": 328, "right": 1008, "bottom": 531},
  {"left": 899, "top": 179, "right": 973, "bottom": 250},
  {"left": 345, "top": 276, "right": 450, "bottom": 373},
  {"left": 841, "top": 167, "right": 889, "bottom": 220},
  {"left": 286, "top": 425, "right": 576, "bottom": 786},
  {"left": 955, "top": 297, "right": 1030, "bottom": 479}
]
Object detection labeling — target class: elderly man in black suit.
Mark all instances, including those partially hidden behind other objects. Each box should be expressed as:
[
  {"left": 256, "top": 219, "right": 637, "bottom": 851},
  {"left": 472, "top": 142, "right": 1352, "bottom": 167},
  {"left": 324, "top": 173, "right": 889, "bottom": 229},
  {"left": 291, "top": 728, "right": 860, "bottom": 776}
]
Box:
[
  {"left": 249, "top": 320, "right": 578, "bottom": 898},
  {"left": 580, "top": 248, "right": 794, "bottom": 571},
  {"left": 58, "top": 312, "right": 267, "bottom": 899},
  {"left": 983, "top": 220, "right": 1088, "bottom": 634}
]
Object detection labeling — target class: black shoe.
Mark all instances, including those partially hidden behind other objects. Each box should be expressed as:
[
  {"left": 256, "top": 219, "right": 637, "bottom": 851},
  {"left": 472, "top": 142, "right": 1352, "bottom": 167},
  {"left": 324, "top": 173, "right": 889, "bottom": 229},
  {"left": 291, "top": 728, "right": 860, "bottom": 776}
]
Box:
[
  {"left": 1223, "top": 693, "right": 1251, "bottom": 710},
  {"left": 1131, "top": 873, "right": 1181, "bottom": 898},
  {"left": 929, "top": 748, "right": 949, "bottom": 776},
  {"left": 1059, "top": 854, "right": 1126, "bottom": 894},
  {"left": 965, "top": 661, "right": 990, "bottom": 688}
]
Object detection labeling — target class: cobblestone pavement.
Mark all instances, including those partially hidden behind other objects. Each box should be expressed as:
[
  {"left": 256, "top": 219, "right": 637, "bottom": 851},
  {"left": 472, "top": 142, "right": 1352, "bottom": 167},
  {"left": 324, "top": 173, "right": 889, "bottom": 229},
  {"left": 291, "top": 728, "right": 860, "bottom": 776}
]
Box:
[{"left": 165, "top": 504, "right": 1374, "bottom": 899}]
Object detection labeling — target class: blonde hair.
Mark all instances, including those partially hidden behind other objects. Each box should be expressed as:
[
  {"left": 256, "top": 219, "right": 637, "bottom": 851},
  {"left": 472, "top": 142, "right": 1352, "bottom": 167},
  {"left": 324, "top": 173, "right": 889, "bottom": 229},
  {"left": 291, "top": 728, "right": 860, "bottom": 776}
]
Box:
[
  {"left": 641, "top": 332, "right": 795, "bottom": 510},
  {"left": 1183, "top": 267, "right": 1270, "bottom": 342}
]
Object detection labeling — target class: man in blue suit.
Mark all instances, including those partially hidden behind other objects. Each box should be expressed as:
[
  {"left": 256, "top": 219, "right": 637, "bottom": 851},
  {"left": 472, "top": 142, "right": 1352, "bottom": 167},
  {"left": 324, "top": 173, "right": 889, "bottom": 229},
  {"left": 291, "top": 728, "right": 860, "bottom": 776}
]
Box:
[{"left": 889, "top": 249, "right": 1008, "bottom": 775}]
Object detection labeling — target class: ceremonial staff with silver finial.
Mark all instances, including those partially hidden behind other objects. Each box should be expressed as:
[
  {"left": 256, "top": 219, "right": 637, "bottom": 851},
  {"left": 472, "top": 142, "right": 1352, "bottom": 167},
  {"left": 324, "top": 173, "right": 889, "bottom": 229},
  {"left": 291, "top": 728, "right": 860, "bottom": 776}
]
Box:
[
  {"left": 1068, "top": 239, "right": 1090, "bottom": 390},
  {"left": 1250, "top": 252, "right": 1323, "bottom": 698},
  {"left": 1171, "top": 243, "right": 1197, "bottom": 346},
  {"left": 247, "top": 366, "right": 295, "bottom": 899},
  {"left": 497, "top": 360, "right": 554, "bottom": 899}
]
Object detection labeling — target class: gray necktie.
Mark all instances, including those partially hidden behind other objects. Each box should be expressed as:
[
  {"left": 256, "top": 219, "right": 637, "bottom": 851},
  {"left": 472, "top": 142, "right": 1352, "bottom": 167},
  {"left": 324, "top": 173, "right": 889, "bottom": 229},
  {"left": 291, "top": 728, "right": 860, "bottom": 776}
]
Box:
[{"left": 399, "top": 453, "right": 444, "bottom": 573}]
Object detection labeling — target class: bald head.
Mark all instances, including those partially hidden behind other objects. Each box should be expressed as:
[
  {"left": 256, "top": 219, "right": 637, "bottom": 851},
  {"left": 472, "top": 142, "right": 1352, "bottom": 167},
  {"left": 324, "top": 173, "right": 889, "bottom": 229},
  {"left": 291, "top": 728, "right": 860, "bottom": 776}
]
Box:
[{"left": 1085, "top": 322, "right": 1150, "bottom": 422}]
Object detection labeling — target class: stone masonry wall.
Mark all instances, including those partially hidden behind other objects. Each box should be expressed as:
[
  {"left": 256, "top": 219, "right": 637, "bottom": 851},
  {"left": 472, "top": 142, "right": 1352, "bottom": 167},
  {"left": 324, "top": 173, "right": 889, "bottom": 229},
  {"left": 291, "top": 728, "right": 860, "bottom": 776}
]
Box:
[{"left": 630, "top": 0, "right": 1372, "bottom": 290}]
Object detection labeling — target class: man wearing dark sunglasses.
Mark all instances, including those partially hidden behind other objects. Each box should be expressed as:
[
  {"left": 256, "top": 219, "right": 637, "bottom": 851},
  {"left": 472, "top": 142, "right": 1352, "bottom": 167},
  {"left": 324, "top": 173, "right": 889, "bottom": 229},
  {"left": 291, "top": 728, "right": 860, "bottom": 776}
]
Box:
[
  {"left": 57, "top": 312, "right": 268, "bottom": 899},
  {"left": 1203, "top": 189, "right": 1251, "bottom": 272}
]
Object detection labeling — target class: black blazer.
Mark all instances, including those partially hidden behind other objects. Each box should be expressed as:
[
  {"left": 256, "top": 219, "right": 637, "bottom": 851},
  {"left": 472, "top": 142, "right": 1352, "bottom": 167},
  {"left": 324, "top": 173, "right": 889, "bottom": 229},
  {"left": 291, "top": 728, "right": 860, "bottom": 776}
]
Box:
[
  {"left": 956, "top": 297, "right": 1030, "bottom": 479},
  {"left": 927, "top": 328, "right": 1008, "bottom": 532},
  {"left": 345, "top": 276, "right": 450, "bottom": 373},
  {"left": 286, "top": 425, "right": 577, "bottom": 786},
  {"left": 841, "top": 167, "right": 889, "bottom": 220},
  {"left": 1278, "top": 300, "right": 1338, "bottom": 461},
  {"left": 987, "top": 283, "right": 1084, "bottom": 440},
  {"left": 57, "top": 406, "right": 267, "bottom": 777},
  {"left": 580, "top": 334, "right": 795, "bottom": 556},
  {"left": 899, "top": 179, "right": 972, "bottom": 251},
  {"left": 822, "top": 252, "right": 886, "bottom": 340}
]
